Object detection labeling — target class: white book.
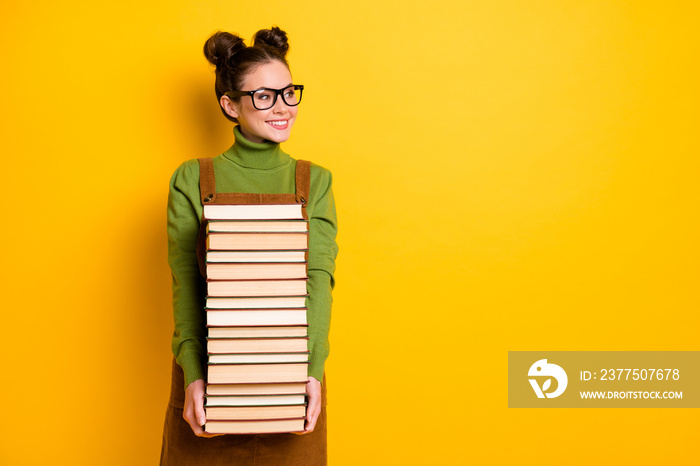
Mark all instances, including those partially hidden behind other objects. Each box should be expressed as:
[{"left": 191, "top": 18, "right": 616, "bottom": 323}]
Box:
[
  {"left": 207, "top": 309, "right": 308, "bottom": 327},
  {"left": 205, "top": 394, "right": 307, "bottom": 406},
  {"left": 206, "top": 383, "right": 308, "bottom": 396},
  {"left": 205, "top": 418, "right": 305, "bottom": 434},
  {"left": 207, "top": 220, "right": 308, "bottom": 233},
  {"left": 206, "top": 263, "right": 307, "bottom": 280},
  {"left": 204, "top": 204, "right": 304, "bottom": 220},
  {"left": 207, "top": 279, "right": 308, "bottom": 297},
  {"left": 207, "top": 363, "right": 308, "bottom": 384},
  {"left": 207, "top": 250, "right": 307, "bottom": 263},
  {"left": 205, "top": 405, "right": 307, "bottom": 421},
  {"left": 206, "top": 296, "right": 307, "bottom": 309},
  {"left": 209, "top": 353, "right": 310, "bottom": 364},
  {"left": 208, "top": 337, "right": 308, "bottom": 354},
  {"left": 208, "top": 326, "right": 308, "bottom": 339},
  {"left": 206, "top": 232, "right": 308, "bottom": 251}
]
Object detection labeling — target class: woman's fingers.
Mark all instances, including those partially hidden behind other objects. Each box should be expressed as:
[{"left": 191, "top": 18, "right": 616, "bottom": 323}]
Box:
[
  {"left": 294, "top": 376, "right": 322, "bottom": 435},
  {"left": 183, "top": 379, "right": 223, "bottom": 438}
]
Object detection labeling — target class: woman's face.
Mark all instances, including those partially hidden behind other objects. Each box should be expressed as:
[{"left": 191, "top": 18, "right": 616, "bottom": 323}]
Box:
[{"left": 222, "top": 60, "right": 298, "bottom": 144}]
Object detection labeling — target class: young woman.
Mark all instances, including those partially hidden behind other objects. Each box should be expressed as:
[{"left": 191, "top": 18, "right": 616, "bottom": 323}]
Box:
[{"left": 160, "top": 27, "right": 337, "bottom": 465}]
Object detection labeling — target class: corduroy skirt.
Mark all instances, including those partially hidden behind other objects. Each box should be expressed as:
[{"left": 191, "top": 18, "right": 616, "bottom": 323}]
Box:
[{"left": 160, "top": 359, "right": 327, "bottom": 465}]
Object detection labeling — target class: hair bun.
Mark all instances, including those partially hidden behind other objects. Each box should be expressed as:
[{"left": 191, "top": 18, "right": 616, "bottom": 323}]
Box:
[
  {"left": 203, "top": 31, "right": 246, "bottom": 69},
  {"left": 252, "top": 26, "right": 289, "bottom": 58}
]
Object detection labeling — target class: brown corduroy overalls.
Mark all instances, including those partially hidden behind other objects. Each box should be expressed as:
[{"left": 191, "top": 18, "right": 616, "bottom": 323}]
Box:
[{"left": 160, "top": 158, "right": 327, "bottom": 466}]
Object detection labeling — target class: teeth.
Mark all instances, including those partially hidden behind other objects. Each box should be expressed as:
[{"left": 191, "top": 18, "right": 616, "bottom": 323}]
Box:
[{"left": 267, "top": 120, "right": 287, "bottom": 126}]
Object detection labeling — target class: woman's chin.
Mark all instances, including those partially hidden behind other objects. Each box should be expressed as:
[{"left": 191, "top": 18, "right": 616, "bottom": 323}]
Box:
[{"left": 264, "top": 130, "right": 293, "bottom": 144}]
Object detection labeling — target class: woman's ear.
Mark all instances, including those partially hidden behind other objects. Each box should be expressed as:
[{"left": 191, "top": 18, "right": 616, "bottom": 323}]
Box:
[{"left": 220, "top": 95, "right": 239, "bottom": 119}]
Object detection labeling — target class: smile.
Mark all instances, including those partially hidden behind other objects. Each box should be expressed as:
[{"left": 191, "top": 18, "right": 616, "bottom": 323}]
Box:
[{"left": 266, "top": 120, "right": 289, "bottom": 129}]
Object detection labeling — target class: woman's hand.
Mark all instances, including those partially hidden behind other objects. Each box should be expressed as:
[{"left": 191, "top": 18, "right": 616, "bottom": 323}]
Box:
[
  {"left": 293, "top": 376, "right": 322, "bottom": 435},
  {"left": 183, "top": 379, "right": 223, "bottom": 438}
]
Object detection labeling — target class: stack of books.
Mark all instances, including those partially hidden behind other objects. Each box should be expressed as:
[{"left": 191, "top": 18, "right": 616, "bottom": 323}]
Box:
[{"left": 203, "top": 203, "right": 309, "bottom": 435}]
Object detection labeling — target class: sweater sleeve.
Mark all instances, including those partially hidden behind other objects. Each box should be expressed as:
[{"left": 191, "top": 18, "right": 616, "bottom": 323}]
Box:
[
  {"left": 306, "top": 165, "right": 339, "bottom": 382},
  {"left": 167, "top": 160, "right": 206, "bottom": 388}
]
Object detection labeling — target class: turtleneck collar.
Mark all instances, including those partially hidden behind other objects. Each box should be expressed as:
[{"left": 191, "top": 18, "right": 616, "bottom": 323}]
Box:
[{"left": 222, "top": 126, "right": 291, "bottom": 169}]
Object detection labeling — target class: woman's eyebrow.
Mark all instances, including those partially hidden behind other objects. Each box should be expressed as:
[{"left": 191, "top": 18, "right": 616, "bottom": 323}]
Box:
[{"left": 257, "top": 83, "right": 294, "bottom": 90}]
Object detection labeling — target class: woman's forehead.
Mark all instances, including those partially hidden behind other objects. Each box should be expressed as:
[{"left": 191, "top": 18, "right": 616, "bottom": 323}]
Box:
[{"left": 242, "top": 61, "right": 292, "bottom": 90}]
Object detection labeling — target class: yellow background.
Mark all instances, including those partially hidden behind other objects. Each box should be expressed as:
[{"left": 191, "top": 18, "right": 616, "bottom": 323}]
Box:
[{"left": 1, "top": 1, "right": 698, "bottom": 464}]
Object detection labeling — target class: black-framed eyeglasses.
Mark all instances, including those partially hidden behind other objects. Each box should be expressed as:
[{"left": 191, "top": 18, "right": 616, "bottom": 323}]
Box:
[{"left": 225, "top": 85, "right": 304, "bottom": 110}]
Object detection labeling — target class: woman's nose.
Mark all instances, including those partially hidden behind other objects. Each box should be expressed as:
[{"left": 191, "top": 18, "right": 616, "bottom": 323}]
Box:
[{"left": 272, "top": 95, "right": 289, "bottom": 113}]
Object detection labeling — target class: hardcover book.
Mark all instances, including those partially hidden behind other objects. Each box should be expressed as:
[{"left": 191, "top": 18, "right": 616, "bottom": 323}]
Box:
[
  {"left": 207, "top": 279, "right": 308, "bottom": 297},
  {"left": 207, "top": 220, "right": 308, "bottom": 233},
  {"left": 207, "top": 250, "right": 307, "bottom": 263},
  {"left": 205, "top": 404, "right": 307, "bottom": 421},
  {"left": 206, "top": 309, "right": 308, "bottom": 327},
  {"left": 207, "top": 326, "right": 308, "bottom": 339},
  {"left": 208, "top": 353, "right": 310, "bottom": 364},
  {"left": 206, "top": 296, "right": 307, "bottom": 309},
  {"left": 206, "top": 232, "right": 308, "bottom": 251},
  {"left": 206, "top": 262, "right": 308, "bottom": 280},
  {"left": 207, "top": 363, "right": 309, "bottom": 384},
  {"left": 204, "top": 203, "right": 304, "bottom": 220},
  {"left": 207, "top": 337, "right": 309, "bottom": 354},
  {"left": 205, "top": 418, "right": 305, "bottom": 435},
  {"left": 206, "top": 383, "right": 308, "bottom": 396}
]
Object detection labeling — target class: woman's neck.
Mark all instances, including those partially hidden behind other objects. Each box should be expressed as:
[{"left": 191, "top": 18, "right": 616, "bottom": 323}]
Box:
[{"left": 223, "top": 125, "right": 290, "bottom": 169}]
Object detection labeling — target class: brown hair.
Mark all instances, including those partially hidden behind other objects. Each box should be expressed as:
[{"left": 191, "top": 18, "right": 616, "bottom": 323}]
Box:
[{"left": 203, "top": 27, "right": 290, "bottom": 122}]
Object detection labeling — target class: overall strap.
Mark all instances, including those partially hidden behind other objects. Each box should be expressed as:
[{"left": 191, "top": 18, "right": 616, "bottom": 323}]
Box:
[
  {"left": 295, "top": 160, "right": 311, "bottom": 220},
  {"left": 198, "top": 158, "right": 217, "bottom": 204},
  {"left": 295, "top": 160, "right": 311, "bottom": 204},
  {"left": 196, "top": 158, "right": 216, "bottom": 278}
]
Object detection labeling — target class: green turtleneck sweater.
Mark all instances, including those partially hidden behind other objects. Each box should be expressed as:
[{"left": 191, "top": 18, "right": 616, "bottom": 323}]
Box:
[{"left": 167, "top": 126, "right": 338, "bottom": 388}]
